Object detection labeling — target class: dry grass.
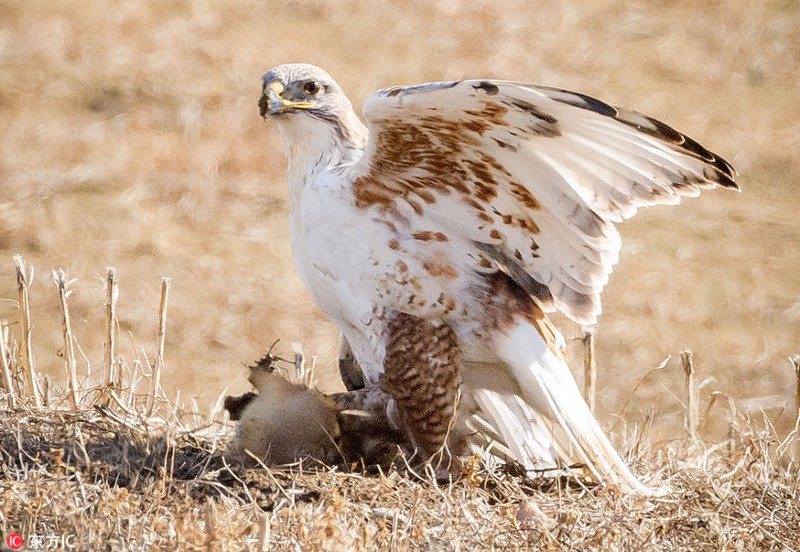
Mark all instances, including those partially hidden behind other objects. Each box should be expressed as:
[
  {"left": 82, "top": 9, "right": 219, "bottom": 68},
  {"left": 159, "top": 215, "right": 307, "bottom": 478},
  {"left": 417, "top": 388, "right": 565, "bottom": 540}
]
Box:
[
  {"left": 1, "top": 359, "right": 799, "bottom": 550},
  {"left": 0, "top": 0, "right": 798, "bottom": 436},
  {"left": 0, "top": 262, "right": 799, "bottom": 550},
  {"left": 1, "top": 0, "right": 800, "bottom": 549}
]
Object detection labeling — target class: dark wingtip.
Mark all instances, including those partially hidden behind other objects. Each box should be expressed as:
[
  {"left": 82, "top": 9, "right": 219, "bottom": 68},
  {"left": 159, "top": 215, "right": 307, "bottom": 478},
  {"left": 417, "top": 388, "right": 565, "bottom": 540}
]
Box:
[
  {"left": 713, "top": 158, "right": 740, "bottom": 191},
  {"left": 543, "top": 87, "right": 741, "bottom": 192},
  {"left": 614, "top": 110, "right": 740, "bottom": 193},
  {"left": 701, "top": 149, "right": 739, "bottom": 191}
]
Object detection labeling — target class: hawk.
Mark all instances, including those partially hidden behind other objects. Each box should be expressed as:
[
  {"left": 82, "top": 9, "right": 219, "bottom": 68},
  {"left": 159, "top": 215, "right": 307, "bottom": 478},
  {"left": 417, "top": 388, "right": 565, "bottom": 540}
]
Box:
[{"left": 258, "top": 63, "right": 738, "bottom": 494}]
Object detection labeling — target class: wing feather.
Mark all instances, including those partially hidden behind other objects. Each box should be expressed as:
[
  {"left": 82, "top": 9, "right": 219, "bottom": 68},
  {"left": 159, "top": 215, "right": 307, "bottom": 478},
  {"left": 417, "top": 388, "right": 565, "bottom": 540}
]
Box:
[{"left": 351, "top": 79, "right": 738, "bottom": 324}]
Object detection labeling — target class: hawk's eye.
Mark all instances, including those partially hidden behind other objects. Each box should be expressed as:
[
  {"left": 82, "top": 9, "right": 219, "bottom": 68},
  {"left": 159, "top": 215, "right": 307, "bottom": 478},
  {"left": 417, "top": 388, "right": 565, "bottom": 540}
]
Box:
[{"left": 302, "top": 80, "right": 322, "bottom": 96}]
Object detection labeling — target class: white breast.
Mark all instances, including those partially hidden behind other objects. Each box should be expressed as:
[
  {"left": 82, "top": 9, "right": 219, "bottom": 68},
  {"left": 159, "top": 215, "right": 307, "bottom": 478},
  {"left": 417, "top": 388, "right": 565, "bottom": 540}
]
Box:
[
  {"left": 289, "top": 168, "right": 491, "bottom": 384},
  {"left": 290, "top": 172, "right": 384, "bottom": 327}
]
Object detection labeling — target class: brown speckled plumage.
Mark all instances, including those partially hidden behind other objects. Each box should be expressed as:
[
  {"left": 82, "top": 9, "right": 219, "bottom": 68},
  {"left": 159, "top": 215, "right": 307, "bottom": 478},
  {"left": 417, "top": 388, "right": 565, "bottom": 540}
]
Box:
[{"left": 382, "top": 313, "right": 467, "bottom": 466}]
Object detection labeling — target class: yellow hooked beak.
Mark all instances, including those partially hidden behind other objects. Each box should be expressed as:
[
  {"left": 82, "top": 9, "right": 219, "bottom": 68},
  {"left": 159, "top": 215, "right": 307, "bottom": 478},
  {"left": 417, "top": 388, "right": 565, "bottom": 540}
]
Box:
[{"left": 259, "top": 80, "right": 315, "bottom": 117}]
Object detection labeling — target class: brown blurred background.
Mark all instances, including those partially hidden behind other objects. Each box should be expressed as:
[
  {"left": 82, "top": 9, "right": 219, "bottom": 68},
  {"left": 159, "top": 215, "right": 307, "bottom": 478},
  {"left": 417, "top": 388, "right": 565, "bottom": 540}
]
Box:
[{"left": 1, "top": 0, "right": 798, "bottom": 439}]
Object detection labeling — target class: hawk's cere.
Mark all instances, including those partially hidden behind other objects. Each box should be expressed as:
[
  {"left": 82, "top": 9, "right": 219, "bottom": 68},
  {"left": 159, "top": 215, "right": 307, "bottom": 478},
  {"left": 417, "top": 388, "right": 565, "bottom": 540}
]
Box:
[{"left": 258, "top": 63, "right": 738, "bottom": 494}]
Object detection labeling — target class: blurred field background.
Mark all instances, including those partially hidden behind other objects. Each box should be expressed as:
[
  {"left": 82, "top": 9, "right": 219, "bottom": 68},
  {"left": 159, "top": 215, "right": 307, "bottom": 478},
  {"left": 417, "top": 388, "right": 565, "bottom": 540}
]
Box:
[{"left": 0, "top": 0, "right": 798, "bottom": 440}]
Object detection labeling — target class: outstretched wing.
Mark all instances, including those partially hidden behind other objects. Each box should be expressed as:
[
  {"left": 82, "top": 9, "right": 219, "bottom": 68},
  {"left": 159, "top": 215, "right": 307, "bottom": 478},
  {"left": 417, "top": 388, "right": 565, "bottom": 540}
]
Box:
[{"left": 349, "top": 79, "right": 737, "bottom": 324}]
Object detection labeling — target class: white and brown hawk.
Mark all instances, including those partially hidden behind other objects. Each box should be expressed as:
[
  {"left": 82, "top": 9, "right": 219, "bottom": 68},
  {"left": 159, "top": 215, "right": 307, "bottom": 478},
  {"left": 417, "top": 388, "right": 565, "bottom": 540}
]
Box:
[{"left": 258, "top": 63, "right": 738, "bottom": 494}]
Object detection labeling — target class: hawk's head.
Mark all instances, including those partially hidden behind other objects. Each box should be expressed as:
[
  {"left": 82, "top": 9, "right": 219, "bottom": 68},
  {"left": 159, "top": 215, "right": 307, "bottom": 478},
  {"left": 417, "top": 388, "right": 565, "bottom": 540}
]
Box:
[
  {"left": 259, "top": 63, "right": 367, "bottom": 162},
  {"left": 259, "top": 63, "right": 345, "bottom": 119}
]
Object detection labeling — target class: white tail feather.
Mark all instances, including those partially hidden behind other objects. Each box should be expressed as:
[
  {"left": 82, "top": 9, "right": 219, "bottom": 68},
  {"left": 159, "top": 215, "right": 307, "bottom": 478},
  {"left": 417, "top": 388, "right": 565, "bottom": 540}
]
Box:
[
  {"left": 472, "top": 387, "right": 557, "bottom": 467},
  {"left": 462, "top": 321, "right": 663, "bottom": 496}
]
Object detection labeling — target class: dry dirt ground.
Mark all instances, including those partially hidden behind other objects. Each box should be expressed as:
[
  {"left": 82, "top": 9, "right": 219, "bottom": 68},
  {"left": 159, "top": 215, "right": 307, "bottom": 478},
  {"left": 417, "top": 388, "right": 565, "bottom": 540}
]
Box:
[
  {"left": 0, "top": 387, "right": 798, "bottom": 551},
  {"left": 1, "top": 0, "right": 799, "bottom": 432},
  {"left": 0, "top": 1, "right": 799, "bottom": 549}
]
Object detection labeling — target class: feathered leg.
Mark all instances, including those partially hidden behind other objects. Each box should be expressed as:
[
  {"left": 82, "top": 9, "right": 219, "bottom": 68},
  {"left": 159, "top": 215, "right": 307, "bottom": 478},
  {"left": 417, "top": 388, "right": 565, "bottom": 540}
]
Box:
[
  {"left": 338, "top": 333, "right": 365, "bottom": 391},
  {"left": 382, "top": 313, "right": 469, "bottom": 475}
]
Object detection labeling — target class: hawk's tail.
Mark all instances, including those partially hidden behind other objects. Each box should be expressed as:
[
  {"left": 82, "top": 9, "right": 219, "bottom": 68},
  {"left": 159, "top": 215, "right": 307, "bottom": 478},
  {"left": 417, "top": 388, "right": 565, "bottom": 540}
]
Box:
[{"left": 462, "top": 318, "right": 663, "bottom": 496}]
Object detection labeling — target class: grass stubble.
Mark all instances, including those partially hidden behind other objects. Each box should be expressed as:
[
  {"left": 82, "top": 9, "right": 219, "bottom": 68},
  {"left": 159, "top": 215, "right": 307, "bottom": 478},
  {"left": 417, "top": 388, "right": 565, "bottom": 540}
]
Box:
[{"left": 0, "top": 265, "right": 798, "bottom": 551}]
